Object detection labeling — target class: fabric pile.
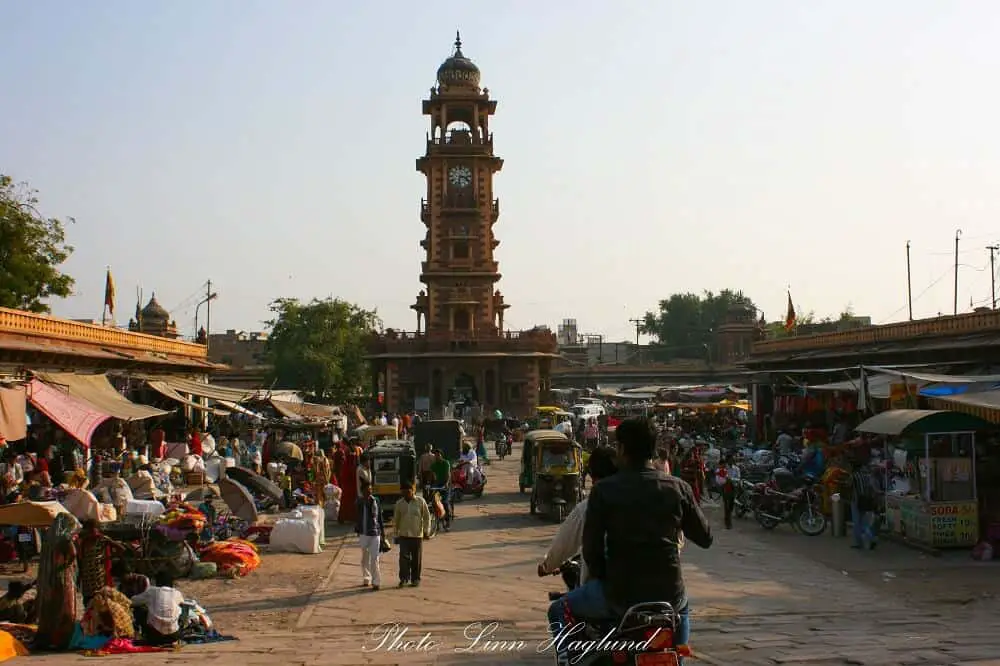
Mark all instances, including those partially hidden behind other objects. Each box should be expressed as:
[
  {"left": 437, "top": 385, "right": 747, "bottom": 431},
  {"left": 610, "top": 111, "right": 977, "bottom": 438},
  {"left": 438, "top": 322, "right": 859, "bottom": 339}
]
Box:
[
  {"left": 158, "top": 503, "right": 207, "bottom": 536},
  {"left": 198, "top": 539, "right": 261, "bottom": 577},
  {"left": 0, "top": 629, "right": 28, "bottom": 662},
  {"left": 81, "top": 588, "right": 134, "bottom": 639}
]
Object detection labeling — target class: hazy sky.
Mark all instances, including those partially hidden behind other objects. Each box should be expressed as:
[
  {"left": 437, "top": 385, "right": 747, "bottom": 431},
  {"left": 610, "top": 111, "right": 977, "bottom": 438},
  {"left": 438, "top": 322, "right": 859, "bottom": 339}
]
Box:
[{"left": 4, "top": 1, "right": 1000, "bottom": 342}]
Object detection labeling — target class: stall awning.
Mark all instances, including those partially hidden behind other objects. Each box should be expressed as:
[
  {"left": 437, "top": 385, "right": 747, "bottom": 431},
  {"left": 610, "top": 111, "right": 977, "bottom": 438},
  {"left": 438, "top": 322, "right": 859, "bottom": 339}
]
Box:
[
  {"left": 808, "top": 374, "right": 896, "bottom": 399},
  {"left": 27, "top": 379, "right": 111, "bottom": 446},
  {"left": 932, "top": 389, "right": 1000, "bottom": 411},
  {"left": 215, "top": 400, "right": 265, "bottom": 420},
  {"left": 856, "top": 409, "right": 994, "bottom": 436},
  {"left": 34, "top": 372, "right": 167, "bottom": 421},
  {"left": 270, "top": 399, "right": 339, "bottom": 420},
  {"left": 864, "top": 366, "right": 1000, "bottom": 384},
  {"left": 0, "top": 386, "right": 27, "bottom": 441},
  {"left": 140, "top": 376, "right": 253, "bottom": 403},
  {"left": 145, "top": 379, "right": 219, "bottom": 413}
]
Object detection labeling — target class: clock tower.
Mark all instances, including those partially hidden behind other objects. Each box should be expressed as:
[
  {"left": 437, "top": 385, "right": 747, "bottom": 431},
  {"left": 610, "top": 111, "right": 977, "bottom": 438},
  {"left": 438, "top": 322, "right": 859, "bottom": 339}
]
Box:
[
  {"left": 368, "top": 34, "right": 558, "bottom": 417},
  {"left": 413, "top": 32, "right": 505, "bottom": 336}
]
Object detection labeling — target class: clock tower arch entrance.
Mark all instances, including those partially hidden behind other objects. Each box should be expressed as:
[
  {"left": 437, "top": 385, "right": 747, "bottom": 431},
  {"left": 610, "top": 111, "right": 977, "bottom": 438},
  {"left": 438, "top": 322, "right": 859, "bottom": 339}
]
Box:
[{"left": 368, "top": 33, "right": 557, "bottom": 418}]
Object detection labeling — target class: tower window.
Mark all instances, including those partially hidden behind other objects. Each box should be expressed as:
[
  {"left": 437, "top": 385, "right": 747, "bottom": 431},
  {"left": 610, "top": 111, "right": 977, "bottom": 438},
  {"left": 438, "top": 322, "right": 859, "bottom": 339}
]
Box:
[
  {"left": 452, "top": 241, "right": 469, "bottom": 260},
  {"left": 454, "top": 309, "right": 471, "bottom": 331}
]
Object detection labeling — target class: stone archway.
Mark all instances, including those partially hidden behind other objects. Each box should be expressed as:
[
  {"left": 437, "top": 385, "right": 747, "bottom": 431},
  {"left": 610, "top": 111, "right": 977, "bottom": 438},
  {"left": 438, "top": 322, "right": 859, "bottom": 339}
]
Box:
[{"left": 451, "top": 372, "right": 479, "bottom": 404}]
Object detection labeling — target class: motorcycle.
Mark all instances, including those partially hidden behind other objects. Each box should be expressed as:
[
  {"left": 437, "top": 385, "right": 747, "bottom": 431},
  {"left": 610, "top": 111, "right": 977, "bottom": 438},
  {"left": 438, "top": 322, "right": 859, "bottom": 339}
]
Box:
[
  {"left": 752, "top": 473, "right": 827, "bottom": 536},
  {"left": 494, "top": 435, "right": 512, "bottom": 461},
  {"left": 542, "top": 557, "right": 682, "bottom": 665},
  {"left": 732, "top": 479, "right": 758, "bottom": 519},
  {"left": 450, "top": 461, "right": 487, "bottom": 501}
]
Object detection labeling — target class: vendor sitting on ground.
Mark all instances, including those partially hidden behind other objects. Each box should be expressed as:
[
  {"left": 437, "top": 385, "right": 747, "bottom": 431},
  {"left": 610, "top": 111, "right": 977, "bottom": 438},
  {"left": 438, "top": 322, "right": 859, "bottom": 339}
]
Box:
[
  {"left": 0, "top": 581, "right": 35, "bottom": 624},
  {"left": 130, "top": 571, "right": 185, "bottom": 646}
]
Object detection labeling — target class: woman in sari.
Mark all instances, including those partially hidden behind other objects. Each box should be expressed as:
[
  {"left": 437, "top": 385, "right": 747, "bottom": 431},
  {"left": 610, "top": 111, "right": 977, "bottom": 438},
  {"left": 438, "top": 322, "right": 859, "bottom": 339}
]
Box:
[
  {"left": 77, "top": 520, "right": 115, "bottom": 607},
  {"left": 337, "top": 444, "right": 361, "bottom": 524},
  {"left": 35, "top": 513, "right": 80, "bottom": 650}
]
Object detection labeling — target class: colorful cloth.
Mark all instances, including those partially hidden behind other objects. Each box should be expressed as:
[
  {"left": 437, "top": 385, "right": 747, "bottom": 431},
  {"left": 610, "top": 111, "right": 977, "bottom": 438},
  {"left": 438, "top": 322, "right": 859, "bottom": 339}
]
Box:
[
  {"left": 0, "top": 629, "right": 29, "bottom": 661},
  {"left": 77, "top": 530, "right": 112, "bottom": 601},
  {"left": 338, "top": 448, "right": 360, "bottom": 523},
  {"left": 81, "top": 588, "right": 133, "bottom": 638},
  {"left": 84, "top": 637, "right": 171, "bottom": 655},
  {"left": 198, "top": 539, "right": 261, "bottom": 577}
]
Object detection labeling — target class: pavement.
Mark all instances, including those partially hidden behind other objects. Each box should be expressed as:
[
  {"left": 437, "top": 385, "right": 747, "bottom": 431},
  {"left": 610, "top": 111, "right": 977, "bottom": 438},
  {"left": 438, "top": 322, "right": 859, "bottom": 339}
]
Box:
[{"left": 22, "top": 443, "right": 1000, "bottom": 665}]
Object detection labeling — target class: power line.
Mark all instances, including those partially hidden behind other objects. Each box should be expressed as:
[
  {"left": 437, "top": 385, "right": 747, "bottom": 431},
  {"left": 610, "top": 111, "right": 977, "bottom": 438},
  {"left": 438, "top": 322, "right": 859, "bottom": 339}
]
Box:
[{"left": 878, "top": 269, "right": 952, "bottom": 323}]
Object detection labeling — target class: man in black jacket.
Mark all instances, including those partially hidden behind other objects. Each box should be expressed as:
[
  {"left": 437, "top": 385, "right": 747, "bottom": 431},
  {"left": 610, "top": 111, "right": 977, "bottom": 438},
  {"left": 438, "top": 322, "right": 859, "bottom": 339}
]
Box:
[{"left": 546, "top": 418, "right": 713, "bottom": 653}]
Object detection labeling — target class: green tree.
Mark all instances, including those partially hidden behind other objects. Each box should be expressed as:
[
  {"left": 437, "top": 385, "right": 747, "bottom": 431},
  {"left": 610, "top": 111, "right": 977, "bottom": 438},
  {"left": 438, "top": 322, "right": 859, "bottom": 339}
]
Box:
[
  {"left": 0, "top": 174, "right": 75, "bottom": 312},
  {"left": 265, "top": 297, "right": 381, "bottom": 400},
  {"left": 641, "top": 289, "right": 756, "bottom": 361}
]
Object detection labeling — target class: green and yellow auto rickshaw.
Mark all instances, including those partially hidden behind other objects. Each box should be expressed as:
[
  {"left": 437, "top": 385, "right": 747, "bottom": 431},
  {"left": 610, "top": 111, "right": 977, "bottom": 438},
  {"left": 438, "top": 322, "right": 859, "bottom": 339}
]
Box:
[
  {"left": 367, "top": 439, "right": 416, "bottom": 513},
  {"left": 520, "top": 430, "right": 583, "bottom": 522}
]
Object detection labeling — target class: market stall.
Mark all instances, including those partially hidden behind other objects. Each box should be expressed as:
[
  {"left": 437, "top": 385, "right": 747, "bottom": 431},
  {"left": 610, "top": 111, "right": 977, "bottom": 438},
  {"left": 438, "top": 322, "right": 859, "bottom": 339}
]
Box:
[{"left": 856, "top": 409, "right": 991, "bottom": 549}]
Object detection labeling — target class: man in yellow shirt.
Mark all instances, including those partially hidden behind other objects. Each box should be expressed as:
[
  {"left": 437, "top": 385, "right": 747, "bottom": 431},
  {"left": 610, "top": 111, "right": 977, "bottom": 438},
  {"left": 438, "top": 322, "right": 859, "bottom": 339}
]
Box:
[{"left": 393, "top": 482, "right": 431, "bottom": 587}]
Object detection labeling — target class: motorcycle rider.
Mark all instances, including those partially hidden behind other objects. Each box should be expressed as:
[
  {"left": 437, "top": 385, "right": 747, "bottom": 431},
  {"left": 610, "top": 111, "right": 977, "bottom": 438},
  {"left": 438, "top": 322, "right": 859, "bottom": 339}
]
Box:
[
  {"left": 537, "top": 447, "right": 618, "bottom": 585},
  {"left": 546, "top": 418, "right": 713, "bottom": 662},
  {"left": 456, "top": 442, "right": 482, "bottom": 488}
]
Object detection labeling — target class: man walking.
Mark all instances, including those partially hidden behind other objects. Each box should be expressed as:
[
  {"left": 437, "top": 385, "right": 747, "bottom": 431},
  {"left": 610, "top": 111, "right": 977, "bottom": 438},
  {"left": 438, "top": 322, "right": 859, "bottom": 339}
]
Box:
[
  {"left": 354, "top": 481, "right": 384, "bottom": 590},
  {"left": 849, "top": 459, "right": 878, "bottom": 550},
  {"left": 393, "top": 482, "right": 431, "bottom": 587}
]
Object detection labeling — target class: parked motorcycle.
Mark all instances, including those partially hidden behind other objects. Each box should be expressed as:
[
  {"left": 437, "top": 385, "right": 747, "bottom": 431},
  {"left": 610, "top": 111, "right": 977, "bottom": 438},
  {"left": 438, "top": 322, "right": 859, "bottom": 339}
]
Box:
[
  {"left": 732, "top": 479, "right": 758, "bottom": 519},
  {"left": 752, "top": 473, "right": 827, "bottom": 536},
  {"left": 542, "top": 558, "right": 682, "bottom": 665}
]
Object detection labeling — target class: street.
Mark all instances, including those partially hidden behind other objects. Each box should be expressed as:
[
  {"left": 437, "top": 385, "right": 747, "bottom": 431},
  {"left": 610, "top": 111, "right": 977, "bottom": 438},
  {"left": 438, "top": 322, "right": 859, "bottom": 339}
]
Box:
[{"left": 29, "top": 442, "right": 1000, "bottom": 665}]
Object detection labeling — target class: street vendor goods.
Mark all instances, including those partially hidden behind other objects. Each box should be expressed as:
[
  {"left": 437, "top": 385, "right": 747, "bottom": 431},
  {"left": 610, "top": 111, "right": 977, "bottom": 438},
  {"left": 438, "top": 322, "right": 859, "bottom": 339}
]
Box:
[
  {"left": 199, "top": 539, "right": 261, "bottom": 577},
  {"left": 158, "top": 503, "right": 207, "bottom": 538},
  {"left": 0, "top": 630, "right": 28, "bottom": 662},
  {"left": 81, "top": 588, "right": 134, "bottom": 638}
]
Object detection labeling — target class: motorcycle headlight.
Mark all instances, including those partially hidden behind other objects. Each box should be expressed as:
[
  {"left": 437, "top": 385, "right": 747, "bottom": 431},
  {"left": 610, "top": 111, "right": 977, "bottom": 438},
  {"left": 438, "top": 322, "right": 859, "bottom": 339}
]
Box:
[{"left": 554, "top": 482, "right": 563, "bottom": 491}]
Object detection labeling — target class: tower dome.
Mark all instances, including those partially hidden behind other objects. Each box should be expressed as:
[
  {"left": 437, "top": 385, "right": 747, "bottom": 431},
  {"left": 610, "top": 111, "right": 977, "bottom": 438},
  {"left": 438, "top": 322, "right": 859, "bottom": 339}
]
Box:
[
  {"left": 141, "top": 294, "right": 169, "bottom": 322},
  {"left": 436, "top": 32, "right": 480, "bottom": 89}
]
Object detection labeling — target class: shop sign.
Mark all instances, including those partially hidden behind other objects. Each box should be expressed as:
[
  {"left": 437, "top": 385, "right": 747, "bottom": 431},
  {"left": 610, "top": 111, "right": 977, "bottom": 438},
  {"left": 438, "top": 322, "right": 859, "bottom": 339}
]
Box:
[
  {"left": 930, "top": 501, "right": 978, "bottom": 547},
  {"left": 890, "top": 383, "right": 919, "bottom": 409}
]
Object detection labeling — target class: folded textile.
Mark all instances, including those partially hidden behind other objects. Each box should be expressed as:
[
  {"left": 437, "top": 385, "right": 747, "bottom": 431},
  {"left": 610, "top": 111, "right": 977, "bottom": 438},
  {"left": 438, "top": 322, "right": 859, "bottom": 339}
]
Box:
[
  {"left": 0, "top": 630, "right": 28, "bottom": 661},
  {"left": 83, "top": 637, "right": 172, "bottom": 655},
  {"left": 198, "top": 539, "right": 261, "bottom": 577},
  {"left": 183, "top": 630, "right": 236, "bottom": 644}
]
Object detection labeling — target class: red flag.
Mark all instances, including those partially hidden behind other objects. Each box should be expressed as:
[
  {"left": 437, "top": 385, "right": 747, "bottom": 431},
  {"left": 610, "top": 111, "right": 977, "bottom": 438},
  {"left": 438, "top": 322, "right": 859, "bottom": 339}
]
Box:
[
  {"left": 104, "top": 268, "right": 116, "bottom": 316},
  {"left": 784, "top": 292, "right": 796, "bottom": 331}
]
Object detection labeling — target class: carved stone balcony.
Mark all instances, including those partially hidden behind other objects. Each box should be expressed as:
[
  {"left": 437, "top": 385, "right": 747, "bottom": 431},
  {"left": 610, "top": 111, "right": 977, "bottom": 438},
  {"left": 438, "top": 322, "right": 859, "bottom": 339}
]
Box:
[
  {"left": 421, "top": 261, "right": 499, "bottom": 275},
  {"left": 0, "top": 307, "right": 208, "bottom": 359},
  {"left": 369, "top": 328, "right": 559, "bottom": 357},
  {"left": 425, "top": 131, "right": 494, "bottom": 154}
]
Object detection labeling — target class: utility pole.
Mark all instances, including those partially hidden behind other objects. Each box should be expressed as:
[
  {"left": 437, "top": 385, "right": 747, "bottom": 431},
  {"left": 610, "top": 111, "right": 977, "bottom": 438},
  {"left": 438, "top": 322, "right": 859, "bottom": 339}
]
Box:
[
  {"left": 906, "top": 241, "right": 913, "bottom": 321},
  {"left": 989, "top": 246, "right": 999, "bottom": 310},
  {"left": 628, "top": 318, "right": 643, "bottom": 347},
  {"left": 206, "top": 280, "right": 213, "bottom": 350},
  {"left": 954, "top": 229, "right": 962, "bottom": 315}
]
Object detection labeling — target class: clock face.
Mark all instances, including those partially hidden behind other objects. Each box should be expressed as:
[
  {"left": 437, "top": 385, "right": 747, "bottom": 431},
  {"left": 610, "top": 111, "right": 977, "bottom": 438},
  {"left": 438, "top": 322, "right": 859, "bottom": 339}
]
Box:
[{"left": 449, "top": 165, "right": 473, "bottom": 188}]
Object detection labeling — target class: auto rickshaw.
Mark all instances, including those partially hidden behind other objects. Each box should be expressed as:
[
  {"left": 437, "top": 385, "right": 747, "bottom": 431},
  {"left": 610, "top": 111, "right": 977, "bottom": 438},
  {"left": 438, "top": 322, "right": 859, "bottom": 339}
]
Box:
[
  {"left": 353, "top": 424, "right": 399, "bottom": 449},
  {"left": 367, "top": 439, "right": 416, "bottom": 514},
  {"left": 520, "top": 430, "right": 583, "bottom": 522}
]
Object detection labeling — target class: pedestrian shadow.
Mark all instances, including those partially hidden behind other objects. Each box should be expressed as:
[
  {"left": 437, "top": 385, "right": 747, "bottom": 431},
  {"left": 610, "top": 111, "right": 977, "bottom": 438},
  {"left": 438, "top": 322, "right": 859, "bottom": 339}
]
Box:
[{"left": 457, "top": 536, "right": 553, "bottom": 550}]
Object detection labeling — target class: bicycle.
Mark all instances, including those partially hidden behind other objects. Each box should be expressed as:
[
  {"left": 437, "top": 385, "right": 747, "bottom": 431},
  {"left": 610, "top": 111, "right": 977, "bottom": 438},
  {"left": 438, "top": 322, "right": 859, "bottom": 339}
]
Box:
[{"left": 423, "top": 485, "right": 452, "bottom": 537}]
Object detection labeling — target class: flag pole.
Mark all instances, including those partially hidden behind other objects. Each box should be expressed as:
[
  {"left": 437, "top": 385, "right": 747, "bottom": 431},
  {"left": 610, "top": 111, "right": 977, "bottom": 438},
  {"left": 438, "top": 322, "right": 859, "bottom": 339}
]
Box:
[{"left": 101, "top": 265, "right": 109, "bottom": 326}]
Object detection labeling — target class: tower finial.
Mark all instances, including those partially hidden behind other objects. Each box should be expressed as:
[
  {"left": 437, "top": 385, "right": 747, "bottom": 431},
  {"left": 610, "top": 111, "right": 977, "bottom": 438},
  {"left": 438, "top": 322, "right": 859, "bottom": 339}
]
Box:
[{"left": 454, "top": 30, "right": 462, "bottom": 54}]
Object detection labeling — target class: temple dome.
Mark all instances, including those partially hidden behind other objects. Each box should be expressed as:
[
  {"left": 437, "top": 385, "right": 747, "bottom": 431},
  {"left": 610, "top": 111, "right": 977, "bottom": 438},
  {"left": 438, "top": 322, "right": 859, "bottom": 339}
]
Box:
[
  {"left": 436, "top": 32, "right": 480, "bottom": 89},
  {"left": 141, "top": 294, "right": 169, "bottom": 322}
]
